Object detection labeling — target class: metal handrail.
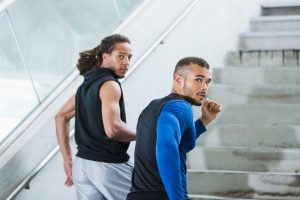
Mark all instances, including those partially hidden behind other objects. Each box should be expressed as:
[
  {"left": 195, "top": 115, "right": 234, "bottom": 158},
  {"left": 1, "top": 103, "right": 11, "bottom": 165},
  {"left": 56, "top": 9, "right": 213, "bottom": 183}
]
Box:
[
  {"left": 5, "top": 0, "right": 200, "bottom": 199},
  {"left": 0, "top": 0, "right": 15, "bottom": 13},
  {"left": 6, "top": 131, "right": 74, "bottom": 200},
  {"left": 121, "top": 0, "right": 199, "bottom": 83}
]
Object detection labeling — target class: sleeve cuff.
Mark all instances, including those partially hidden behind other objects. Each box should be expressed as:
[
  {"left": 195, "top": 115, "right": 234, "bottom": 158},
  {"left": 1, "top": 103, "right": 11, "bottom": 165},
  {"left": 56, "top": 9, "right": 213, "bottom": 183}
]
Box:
[{"left": 195, "top": 119, "right": 206, "bottom": 138}]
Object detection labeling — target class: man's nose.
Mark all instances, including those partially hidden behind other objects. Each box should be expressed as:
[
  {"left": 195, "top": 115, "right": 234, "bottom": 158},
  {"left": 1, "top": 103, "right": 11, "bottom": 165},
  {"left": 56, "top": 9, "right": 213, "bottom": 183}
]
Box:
[
  {"left": 201, "top": 82, "right": 208, "bottom": 91},
  {"left": 123, "top": 57, "right": 130, "bottom": 66}
]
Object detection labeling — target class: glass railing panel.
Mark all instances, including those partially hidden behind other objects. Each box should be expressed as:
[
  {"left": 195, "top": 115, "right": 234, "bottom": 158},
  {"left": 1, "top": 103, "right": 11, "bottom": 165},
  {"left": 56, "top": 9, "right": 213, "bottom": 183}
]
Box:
[
  {"left": 7, "top": 0, "right": 122, "bottom": 101},
  {"left": 114, "top": 0, "right": 144, "bottom": 19},
  {"left": 2, "top": 0, "right": 144, "bottom": 145},
  {"left": 48, "top": 0, "right": 122, "bottom": 50},
  {"left": 0, "top": 11, "right": 39, "bottom": 143}
]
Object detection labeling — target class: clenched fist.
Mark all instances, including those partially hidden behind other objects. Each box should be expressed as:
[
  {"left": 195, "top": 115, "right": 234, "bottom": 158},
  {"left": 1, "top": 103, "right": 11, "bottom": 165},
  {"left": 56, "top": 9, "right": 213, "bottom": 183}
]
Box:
[{"left": 200, "top": 98, "right": 222, "bottom": 126}]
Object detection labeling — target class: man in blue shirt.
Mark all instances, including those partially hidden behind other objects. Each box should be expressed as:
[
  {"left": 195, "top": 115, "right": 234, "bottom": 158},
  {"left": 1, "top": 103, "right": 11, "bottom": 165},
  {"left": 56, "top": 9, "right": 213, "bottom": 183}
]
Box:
[{"left": 127, "top": 57, "right": 222, "bottom": 200}]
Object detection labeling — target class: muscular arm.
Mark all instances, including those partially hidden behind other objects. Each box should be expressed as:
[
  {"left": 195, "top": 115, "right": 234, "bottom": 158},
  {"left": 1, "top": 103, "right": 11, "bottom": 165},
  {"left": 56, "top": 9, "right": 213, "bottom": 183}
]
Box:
[
  {"left": 55, "top": 95, "right": 75, "bottom": 186},
  {"left": 156, "top": 101, "right": 193, "bottom": 200},
  {"left": 55, "top": 95, "right": 75, "bottom": 163},
  {"left": 100, "top": 80, "right": 136, "bottom": 142},
  {"left": 156, "top": 112, "right": 184, "bottom": 200}
]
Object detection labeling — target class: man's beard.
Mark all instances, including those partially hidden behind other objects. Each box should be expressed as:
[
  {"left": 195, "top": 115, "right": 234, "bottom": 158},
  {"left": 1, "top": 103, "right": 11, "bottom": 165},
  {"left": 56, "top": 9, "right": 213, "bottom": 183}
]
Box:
[
  {"left": 108, "top": 67, "right": 124, "bottom": 79},
  {"left": 177, "top": 94, "right": 202, "bottom": 106},
  {"left": 182, "top": 82, "right": 202, "bottom": 106},
  {"left": 184, "top": 96, "right": 202, "bottom": 106}
]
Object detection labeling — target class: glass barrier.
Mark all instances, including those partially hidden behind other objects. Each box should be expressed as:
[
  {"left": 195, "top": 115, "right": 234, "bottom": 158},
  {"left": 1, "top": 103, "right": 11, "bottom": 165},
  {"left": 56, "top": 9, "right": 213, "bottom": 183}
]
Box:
[
  {"left": 115, "top": 0, "right": 143, "bottom": 19},
  {"left": 0, "top": 11, "right": 39, "bottom": 142},
  {"left": 0, "top": 0, "right": 143, "bottom": 144}
]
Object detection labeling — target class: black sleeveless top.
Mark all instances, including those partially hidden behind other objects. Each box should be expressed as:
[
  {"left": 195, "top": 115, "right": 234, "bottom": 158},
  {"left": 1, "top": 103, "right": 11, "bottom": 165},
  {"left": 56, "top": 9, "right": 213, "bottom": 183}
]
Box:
[
  {"left": 75, "top": 68, "right": 130, "bottom": 163},
  {"left": 127, "top": 93, "right": 186, "bottom": 199}
]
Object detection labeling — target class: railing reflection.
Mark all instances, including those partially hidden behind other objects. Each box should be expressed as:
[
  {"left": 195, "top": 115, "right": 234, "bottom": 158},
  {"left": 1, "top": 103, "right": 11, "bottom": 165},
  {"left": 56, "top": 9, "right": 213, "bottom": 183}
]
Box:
[{"left": 0, "top": 0, "right": 143, "bottom": 144}]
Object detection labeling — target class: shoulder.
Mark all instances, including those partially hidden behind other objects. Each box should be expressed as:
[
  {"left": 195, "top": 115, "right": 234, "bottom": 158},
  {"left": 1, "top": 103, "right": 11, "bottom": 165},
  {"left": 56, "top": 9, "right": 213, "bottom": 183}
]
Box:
[
  {"left": 161, "top": 100, "right": 193, "bottom": 121},
  {"left": 101, "top": 80, "right": 120, "bottom": 89},
  {"left": 159, "top": 99, "right": 194, "bottom": 132},
  {"left": 163, "top": 100, "right": 192, "bottom": 113},
  {"left": 99, "top": 80, "right": 121, "bottom": 100}
]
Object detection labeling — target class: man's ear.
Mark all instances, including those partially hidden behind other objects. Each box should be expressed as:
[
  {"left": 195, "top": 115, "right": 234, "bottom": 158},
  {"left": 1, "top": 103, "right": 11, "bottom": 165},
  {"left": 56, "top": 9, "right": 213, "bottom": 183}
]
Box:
[
  {"left": 174, "top": 73, "right": 183, "bottom": 84},
  {"left": 101, "top": 53, "right": 110, "bottom": 66},
  {"left": 102, "top": 52, "right": 109, "bottom": 62}
]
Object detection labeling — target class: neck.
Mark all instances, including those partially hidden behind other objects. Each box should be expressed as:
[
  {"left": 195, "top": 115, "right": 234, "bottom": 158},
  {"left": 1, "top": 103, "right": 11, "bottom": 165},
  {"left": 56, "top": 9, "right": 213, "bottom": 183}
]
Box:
[
  {"left": 171, "top": 86, "right": 201, "bottom": 106},
  {"left": 171, "top": 85, "right": 183, "bottom": 96}
]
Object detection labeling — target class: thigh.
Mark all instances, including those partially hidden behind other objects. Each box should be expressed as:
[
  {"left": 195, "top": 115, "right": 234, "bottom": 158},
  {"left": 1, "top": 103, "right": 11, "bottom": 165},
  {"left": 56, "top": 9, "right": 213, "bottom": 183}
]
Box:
[
  {"left": 73, "top": 157, "right": 107, "bottom": 200},
  {"left": 86, "top": 161, "right": 133, "bottom": 200}
]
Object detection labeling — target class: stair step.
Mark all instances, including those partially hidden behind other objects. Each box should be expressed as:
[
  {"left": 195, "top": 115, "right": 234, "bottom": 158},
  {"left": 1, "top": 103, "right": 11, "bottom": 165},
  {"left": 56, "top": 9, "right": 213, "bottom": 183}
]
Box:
[
  {"left": 194, "top": 104, "right": 300, "bottom": 125},
  {"left": 197, "top": 124, "right": 300, "bottom": 148},
  {"left": 225, "top": 50, "right": 300, "bottom": 67},
  {"left": 250, "top": 15, "right": 300, "bottom": 32},
  {"left": 188, "top": 2, "right": 300, "bottom": 199},
  {"left": 187, "top": 147, "right": 300, "bottom": 173},
  {"left": 187, "top": 170, "right": 300, "bottom": 199},
  {"left": 262, "top": 0, "right": 300, "bottom": 16},
  {"left": 239, "top": 31, "right": 300, "bottom": 50},
  {"left": 213, "top": 67, "right": 300, "bottom": 85},
  {"left": 208, "top": 84, "right": 300, "bottom": 104},
  {"left": 189, "top": 194, "right": 254, "bottom": 200}
]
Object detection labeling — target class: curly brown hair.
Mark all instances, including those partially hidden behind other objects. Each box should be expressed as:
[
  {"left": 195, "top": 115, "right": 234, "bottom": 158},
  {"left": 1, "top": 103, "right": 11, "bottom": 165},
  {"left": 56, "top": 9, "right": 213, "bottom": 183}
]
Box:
[{"left": 76, "top": 34, "right": 130, "bottom": 75}]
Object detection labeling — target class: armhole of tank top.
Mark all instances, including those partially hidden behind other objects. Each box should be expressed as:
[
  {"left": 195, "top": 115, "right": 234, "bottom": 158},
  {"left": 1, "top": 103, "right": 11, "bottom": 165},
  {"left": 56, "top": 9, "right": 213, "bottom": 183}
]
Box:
[{"left": 97, "top": 78, "right": 121, "bottom": 103}]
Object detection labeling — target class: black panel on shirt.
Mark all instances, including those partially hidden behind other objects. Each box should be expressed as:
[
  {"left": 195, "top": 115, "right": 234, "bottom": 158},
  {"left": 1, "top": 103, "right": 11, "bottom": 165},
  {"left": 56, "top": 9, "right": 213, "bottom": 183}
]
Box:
[
  {"left": 75, "top": 67, "right": 129, "bottom": 163},
  {"left": 127, "top": 93, "right": 186, "bottom": 199}
]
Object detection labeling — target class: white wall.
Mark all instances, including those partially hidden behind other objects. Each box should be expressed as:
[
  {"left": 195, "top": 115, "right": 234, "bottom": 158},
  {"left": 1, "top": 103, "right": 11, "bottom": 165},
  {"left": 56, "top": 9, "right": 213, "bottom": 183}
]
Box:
[{"left": 123, "top": 0, "right": 263, "bottom": 157}]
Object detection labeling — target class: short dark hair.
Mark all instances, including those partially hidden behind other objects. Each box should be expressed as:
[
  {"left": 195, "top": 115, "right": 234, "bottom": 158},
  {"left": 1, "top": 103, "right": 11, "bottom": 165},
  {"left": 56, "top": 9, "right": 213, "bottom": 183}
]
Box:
[
  {"left": 173, "top": 57, "right": 210, "bottom": 76},
  {"left": 76, "top": 34, "right": 130, "bottom": 75}
]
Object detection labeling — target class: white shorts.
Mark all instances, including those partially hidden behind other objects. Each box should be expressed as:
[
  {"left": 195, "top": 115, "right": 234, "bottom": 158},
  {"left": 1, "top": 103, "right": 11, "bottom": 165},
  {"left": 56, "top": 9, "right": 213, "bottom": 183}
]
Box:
[{"left": 72, "top": 156, "right": 133, "bottom": 200}]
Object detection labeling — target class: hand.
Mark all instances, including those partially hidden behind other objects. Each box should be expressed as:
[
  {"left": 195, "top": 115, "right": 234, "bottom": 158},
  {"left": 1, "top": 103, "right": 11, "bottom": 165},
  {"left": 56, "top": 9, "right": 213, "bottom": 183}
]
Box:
[
  {"left": 200, "top": 98, "right": 222, "bottom": 126},
  {"left": 63, "top": 160, "right": 73, "bottom": 187}
]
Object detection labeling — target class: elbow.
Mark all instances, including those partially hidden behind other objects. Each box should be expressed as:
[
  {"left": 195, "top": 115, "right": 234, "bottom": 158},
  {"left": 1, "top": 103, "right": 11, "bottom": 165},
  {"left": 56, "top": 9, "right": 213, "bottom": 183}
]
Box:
[
  {"left": 55, "top": 112, "right": 63, "bottom": 124},
  {"left": 55, "top": 112, "right": 68, "bottom": 125},
  {"left": 105, "top": 123, "right": 121, "bottom": 139}
]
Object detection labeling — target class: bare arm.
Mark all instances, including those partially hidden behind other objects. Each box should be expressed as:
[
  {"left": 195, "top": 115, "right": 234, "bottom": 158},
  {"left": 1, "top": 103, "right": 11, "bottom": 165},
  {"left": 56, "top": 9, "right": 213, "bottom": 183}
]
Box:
[
  {"left": 100, "top": 81, "right": 136, "bottom": 142},
  {"left": 55, "top": 95, "right": 75, "bottom": 186}
]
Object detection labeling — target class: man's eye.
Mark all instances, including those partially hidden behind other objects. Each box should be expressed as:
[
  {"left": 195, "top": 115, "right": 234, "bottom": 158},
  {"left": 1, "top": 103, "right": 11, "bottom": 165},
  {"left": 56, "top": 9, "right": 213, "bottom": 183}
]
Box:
[
  {"left": 119, "top": 55, "right": 124, "bottom": 59},
  {"left": 196, "top": 78, "right": 203, "bottom": 82}
]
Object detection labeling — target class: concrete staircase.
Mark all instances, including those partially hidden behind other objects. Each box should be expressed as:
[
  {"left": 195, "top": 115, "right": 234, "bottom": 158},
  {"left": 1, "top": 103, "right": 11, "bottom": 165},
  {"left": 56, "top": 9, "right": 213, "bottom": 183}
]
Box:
[{"left": 187, "top": 1, "right": 300, "bottom": 199}]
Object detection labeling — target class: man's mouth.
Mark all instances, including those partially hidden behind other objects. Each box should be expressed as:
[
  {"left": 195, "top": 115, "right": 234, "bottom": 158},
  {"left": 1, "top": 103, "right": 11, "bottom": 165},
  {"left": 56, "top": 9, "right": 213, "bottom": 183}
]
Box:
[
  {"left": 120, "top": 69, "right": 128, "bottom": 74},
  {"left": 197, "top": 92, "right": 206, "bottom": 98}
]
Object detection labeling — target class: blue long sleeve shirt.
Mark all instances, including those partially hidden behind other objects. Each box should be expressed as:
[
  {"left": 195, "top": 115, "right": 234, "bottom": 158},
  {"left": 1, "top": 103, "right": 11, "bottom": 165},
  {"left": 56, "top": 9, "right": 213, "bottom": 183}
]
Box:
[{"left": 156, "top": 100, "right": 206, "bottom": 200}]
